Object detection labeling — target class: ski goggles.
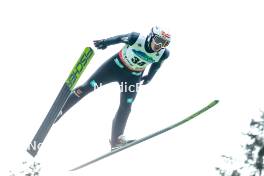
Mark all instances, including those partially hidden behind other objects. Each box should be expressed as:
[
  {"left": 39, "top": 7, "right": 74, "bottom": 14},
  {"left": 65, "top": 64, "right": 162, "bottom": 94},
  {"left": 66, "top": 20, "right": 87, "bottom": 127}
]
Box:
[{"left": 153, "top": 35, "right": 170, "bottom": 48}]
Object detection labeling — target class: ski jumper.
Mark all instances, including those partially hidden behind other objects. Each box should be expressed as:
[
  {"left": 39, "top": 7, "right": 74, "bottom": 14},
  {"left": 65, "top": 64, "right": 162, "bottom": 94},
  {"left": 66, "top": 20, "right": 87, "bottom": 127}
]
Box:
[{"left": 55, "top": 32, "right": 170, "bottom": 147}]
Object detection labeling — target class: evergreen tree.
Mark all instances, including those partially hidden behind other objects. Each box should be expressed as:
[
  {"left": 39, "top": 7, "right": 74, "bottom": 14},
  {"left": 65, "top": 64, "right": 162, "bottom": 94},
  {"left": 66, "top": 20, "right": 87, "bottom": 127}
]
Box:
[{"left": 216, "top": 113, "right": 264, "bottom": 176}]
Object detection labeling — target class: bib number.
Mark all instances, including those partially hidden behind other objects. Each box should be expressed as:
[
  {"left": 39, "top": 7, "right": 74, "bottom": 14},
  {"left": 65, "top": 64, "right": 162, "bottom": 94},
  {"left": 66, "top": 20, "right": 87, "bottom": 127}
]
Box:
[{"left": 131, "top": 56, "right": 146, "bottom": 66}]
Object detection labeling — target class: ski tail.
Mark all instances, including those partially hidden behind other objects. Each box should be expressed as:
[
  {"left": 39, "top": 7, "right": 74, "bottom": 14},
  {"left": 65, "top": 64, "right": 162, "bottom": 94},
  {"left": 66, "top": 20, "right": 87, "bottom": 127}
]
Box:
[
  {"left": 27, "top": 47, "right": 94, "bottom": 157},
  {"left": 70, "top": 100, "right": 219, "bottom": 171}
]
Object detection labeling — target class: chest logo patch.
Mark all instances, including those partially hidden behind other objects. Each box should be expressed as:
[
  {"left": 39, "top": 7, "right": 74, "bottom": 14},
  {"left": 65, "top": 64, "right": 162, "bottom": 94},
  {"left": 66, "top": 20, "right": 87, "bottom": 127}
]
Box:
[{"left": 131, "top": 49, "right": 155, "bottom": 63}]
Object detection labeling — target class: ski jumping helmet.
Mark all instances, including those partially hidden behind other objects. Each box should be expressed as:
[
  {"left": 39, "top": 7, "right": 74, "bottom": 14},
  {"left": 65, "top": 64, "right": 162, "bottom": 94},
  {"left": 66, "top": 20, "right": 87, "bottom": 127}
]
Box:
[{"left": 148, "top": 26, "right": 171, "bottom": 49}]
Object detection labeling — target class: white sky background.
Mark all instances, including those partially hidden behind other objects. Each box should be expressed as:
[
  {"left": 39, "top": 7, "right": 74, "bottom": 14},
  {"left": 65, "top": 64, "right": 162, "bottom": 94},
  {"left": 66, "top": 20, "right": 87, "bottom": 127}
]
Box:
[{"left": 0, "top": 0, "right": 264, "bottom": 175}]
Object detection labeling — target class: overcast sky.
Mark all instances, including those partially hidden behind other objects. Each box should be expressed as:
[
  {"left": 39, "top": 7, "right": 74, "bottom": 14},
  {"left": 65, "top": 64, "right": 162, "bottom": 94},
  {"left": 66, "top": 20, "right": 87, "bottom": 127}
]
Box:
[{"left": 0, "top": 0, "right": 264, "bottom": 176}]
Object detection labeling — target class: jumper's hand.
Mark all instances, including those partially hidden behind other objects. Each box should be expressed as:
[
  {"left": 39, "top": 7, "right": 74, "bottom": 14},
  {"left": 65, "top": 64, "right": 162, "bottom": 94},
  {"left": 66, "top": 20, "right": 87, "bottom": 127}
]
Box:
[
  {"left": 141, "top": 75, "right": 151, "bottom": 85},
  {"left": 93, "top": 40, "right": 107, "bottom": 50}
]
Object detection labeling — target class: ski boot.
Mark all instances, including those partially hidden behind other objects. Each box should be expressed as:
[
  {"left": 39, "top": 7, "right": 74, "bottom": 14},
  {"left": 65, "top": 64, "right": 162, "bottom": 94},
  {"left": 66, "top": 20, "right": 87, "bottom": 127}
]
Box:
[{"left": 110, "top": 135, "right": 135, "bottom": 151}]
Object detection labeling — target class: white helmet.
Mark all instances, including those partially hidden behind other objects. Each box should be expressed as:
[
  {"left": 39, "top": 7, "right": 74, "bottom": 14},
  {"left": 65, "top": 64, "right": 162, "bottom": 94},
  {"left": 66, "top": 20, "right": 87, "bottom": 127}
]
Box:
[{"left": 149, "top": 26, "right": 171, "bottom": 48}]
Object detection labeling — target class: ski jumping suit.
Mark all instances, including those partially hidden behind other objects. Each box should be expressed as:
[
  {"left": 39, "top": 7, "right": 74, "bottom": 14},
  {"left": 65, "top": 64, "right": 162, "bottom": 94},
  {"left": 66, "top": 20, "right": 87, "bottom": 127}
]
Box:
[{"left": 55, "top": 32, "right": 170, "bottom": 147}]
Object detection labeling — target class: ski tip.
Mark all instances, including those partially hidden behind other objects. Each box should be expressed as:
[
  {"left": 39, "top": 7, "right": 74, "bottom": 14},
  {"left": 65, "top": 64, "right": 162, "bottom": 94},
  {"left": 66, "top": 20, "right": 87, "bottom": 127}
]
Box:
[
  {"left": 85, "top": 46, "right": 94, "bottom": 53},
  {"left": 210, "top": 100, "right": 219, "bottom": 106},
  {"left": 214, "top": 100, "right": 219, "bottom": 104},
  {"left": 208, "top": 100, "right": 219, "bottom": 108}
]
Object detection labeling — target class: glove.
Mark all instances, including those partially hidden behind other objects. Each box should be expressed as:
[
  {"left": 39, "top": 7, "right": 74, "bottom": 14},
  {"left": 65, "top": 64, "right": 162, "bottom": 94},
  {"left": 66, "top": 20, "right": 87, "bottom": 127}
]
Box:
[
  {"left": 141, "top": 75, "right": 151, "bottom": 85},
  {"left": 93, "top": 39, "right": 107, "bottom": 50}
]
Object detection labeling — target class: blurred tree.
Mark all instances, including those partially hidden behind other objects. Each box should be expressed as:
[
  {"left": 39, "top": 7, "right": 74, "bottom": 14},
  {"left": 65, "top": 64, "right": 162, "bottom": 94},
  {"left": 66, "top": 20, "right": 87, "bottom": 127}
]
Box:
[{"left": 216, "top": 112, "right": 264, "bottom": 176}]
